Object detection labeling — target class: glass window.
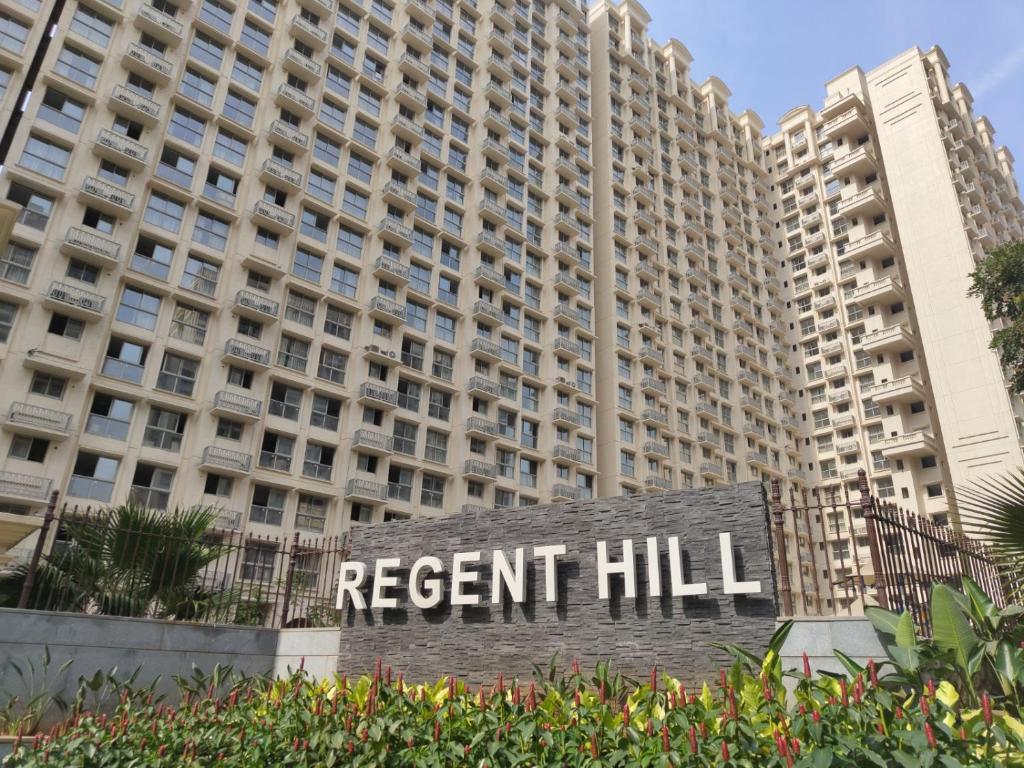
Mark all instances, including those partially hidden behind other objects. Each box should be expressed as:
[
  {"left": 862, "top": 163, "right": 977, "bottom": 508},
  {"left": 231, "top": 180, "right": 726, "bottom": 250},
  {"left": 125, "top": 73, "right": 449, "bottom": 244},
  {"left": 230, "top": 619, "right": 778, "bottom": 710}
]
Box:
[
  {"left": 156, "top": 352, "right": 199, "bottom": 396},
  {"left": 69, "top": 452, "right": 120, "bottom": 502},
  {"left": 19, "top": 135, "right": 71, "bottom": 180},
  {"left": 86, "top": 393, "right": 134, "bottom": 440},
  {"left": 69, "top": 5, "right": 112, "bottom": 47},
  {"left": 54, "top": 45, "right": 101, "bottom": 88}
]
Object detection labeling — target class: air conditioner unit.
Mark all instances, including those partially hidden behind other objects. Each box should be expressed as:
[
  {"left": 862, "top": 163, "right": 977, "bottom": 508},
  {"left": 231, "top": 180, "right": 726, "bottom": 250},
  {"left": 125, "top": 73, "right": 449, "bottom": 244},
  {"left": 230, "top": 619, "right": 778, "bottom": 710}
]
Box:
[
  {"left": 365, "top": 344, "right": 381, "bottom": 354},
  {"left": 556, "top": 376, "right": 568, "bottom": 384},
  {"left": 387, "top": 351, "right": 398, "bottom": 359}
]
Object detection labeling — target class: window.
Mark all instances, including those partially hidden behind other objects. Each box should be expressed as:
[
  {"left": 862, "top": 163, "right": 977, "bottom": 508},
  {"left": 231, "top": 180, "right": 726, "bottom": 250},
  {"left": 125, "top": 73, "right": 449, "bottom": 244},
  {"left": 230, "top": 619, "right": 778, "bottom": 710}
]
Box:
[
  {"left": 116, "top": 286, "right": 162, "bottom": 330},
  {"left": 347, "top": 153, "right": 374, "bottom": 184},
  {"left": 392, "top": 420, "right": 417, "bottom": 455},
  {"left": 29, "top": 372, "right": 66, "bottom": 399},
  {"left": 223, "top": 89, "right": 256, "bottom": 127},
  {"left": 420, "top": 473, "right": 445, "bottom": 508},
  {"left": 310, "top": 394, "right": 341, "bottom": 430},
  {"left": 231, "top": 54, "right": 263, "bottom": 91},
  {"left": 300, "top": 208, "right": 329, "bottom": 241},
  {"left": 144, "top": 192, "right": 186, "bottom": 233},
  {"left": 180, "top": 254, "right": 219, "bottom": 297},
  {"left": 259, "top": 431, "right": 294, "bottom": 472},
  {"left": 432, "top": 349, "right": 453, "bottom": 381},
  {"left": 7, "top": 183, "right": 54, "bottom": 231},
  {"left": 285, "top": 291, "right": 316, "bottom": 326},
  {"left": 425, "top": 429, "right": 448, "bottom": 463},
  {"left": 86, "top": 394, "right": 134, "bottom": 440},
  {"left": 278, "top": 335, "right": 310, "bottom": 372},
  {"left": 194, "top": 210, "right": 231, "bottom": 251},
  {"left": 55, "top": 45, "right": 100, "bottom": 88},
  {"left": 102, "top": 337, "right": 148, "bottom": 383},
  {"left": 387, "top": 465, "right": 413, "bottom": 501},
  {"left": 69, "top": 452, "right": 120, "bottom": 502},
  {"left": 48, "top": 313, "right": 84, "bottom": 340},
  {"left": 324, "top": 305, "right": 353, "bottom": 340},
  {"left": 240, "top": 20, "right": 271, "bottom": 55},
  {"left": 337, "top": 225, "right": 363, "bottom": 258},
  {"left": 241, "top": 542, "right": 277, "bottom": 581},
  {"left": 330, "top": 264, "right": 359, "bottom": 297},
  {"left": 397, "top": 378, "right": 420, "bottom": 411},
  {"left": 0, "top": 242, "right": 35, "bottom": 285},
  {"left": 156, "top": 352, "right": 199, "bottom": 396},
  {"left": 143, "top": 407, "right": 187, "bottom": 452},
  {"left": 313, "top": 347, "right": 344, "bottom": 383},
  {"left": 435, "top": 313, "right": 456, "bottom": 343},
  {"left": 38, "top": 88, "right": 86, "bottom": 133},
  {"left": 250, "top": 485, "right": 286, "bottom": 526},
  {"left": 190, "top": 30, "right": 224, "bottom": 69},
  {"left": 288, "top": 250, "right": 323, "bottom": 286},
  {"left": 132, "top": 236, "right": 175, "bottom": 280},
  {"left": 20, "top": 135, "right": 71, "bottom": 180},
  {"left": 9, "top": 435, "right": 48, "bottom": 463},
  {"left": 169, "top": 107, "right": 207, "bottom": 146},
  {"left": 342, "top": 187, "right": 369, "bottom": 219},
  {"left": 204, "top": 473, "right": 233, "bottom": 498},
  {"left": 169, "top": 303, "right": 209, "bottom": 345},
  {"left": 269, "top": 381, "right": 302, "bottom": 420},
  {"left": 303, "top": 443, "right": 335, "bottom": 481},
  {"left": 217, "top": 417, "right": 243, "bottom": 440},
  {"left": 69, "top": 5, "right": 113, "bottom": 47},
  {"left": 296, "top": 494, "right": 327, "bottom": 531},
  {"left": 180, "top": 67, "right": 216, "bottom": 107},
  {"left": 0, "top": 300, "right": 16, "bottom": 343}
]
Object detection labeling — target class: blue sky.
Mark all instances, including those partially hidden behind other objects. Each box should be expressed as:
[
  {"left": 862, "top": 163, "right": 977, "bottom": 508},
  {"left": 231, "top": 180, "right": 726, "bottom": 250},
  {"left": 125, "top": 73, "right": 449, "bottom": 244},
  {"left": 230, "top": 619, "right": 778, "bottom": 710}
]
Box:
[{"left": 638, "top": 0, "right": 1024, "bottom": 162}]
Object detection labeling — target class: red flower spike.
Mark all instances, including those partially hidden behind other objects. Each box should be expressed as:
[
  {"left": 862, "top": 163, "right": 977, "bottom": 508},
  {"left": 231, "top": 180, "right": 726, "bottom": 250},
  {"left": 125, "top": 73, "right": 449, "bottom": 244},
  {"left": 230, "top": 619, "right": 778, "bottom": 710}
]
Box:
[
  {"left": 573, "top": 689, "right": 581, "bottom": 708},
  {"left": 876, "top": 722, "right": 884, "bottom": 735},
  {"left": 839, "top": 678, "right": 848, "bottom": 707},
  {"left": 433, "top": 720, "right": 441, "bottom": 743},
  {"left": 721, "top": 741, "right": 730, "bottom": 761},
  {"left": 790, "top": 738, "right": 800, "bottom": 755},
  {"left": 982, "top": 693, "right": 993, "bottom": 727},
  {"left": 527, "top": 683, "right": 536, "bottom": 712},
  {"left": 688, "top": 725, "right": 698, "bottom": 755},
  {"left": 646, "top": 719, "right": 653, "bottom": 737},
  {"left": 699, "top": 722, "right": 707, "bottom": 739},
  {"left": 802, "top": 652, "right": 811, "bottom": 678},
  {"left": 572, "top": 658, "right": 580, "bottom": 676},
  {"left": 386, "top": 666, "right": 392, "bottom": 686},
  {"left": 158, "top": 744, "right": 168, "bottom": 757},
  {"left": 720, "top": 668, "right": 727, "bottom": 690},
  {"left": 397, "top": 673, "right": 403, "bottom": 696},
  {"left": 867, "top": 659, "right": 878, "bottom": 687},
  {"left": 662, "top": 724, "right": 670, "bottom": 752},
  {"left": 497, "top": 673, "right": 504, "bottom": 694},
  {"left": 798, "top": 703, "right": 806, "bottom": 715},
  {"left": 513, "top": 686, "right": 521, "bottom": 706},
  {"left": 920, "top": 696, "right": 930, "bottom": 718},
  {"left": 959, "top": 727, "right": 967, "bottom": 740},
  {"left": 812, "top": 710, "right": 821, "bottom": 724},
  {"left": 924, "top": 722, "right": 937, "bottom": 749},
  {"left": 479, "top": 687, "right": 486, "bottom": 711},
  {"left": 590, "top": 733, "right": 598, "bottom": 758},
  {"left": 623, "top": 704, "right": 630, "bottom": 729},
  {"left": 927, "top": 679, "right": 936, "bottom": 699}
]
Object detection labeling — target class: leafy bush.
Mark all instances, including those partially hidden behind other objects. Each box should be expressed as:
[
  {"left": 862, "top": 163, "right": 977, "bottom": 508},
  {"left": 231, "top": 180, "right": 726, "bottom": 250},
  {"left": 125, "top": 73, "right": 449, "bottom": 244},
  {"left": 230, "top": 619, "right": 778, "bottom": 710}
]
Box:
[{"left": 7, "top": 633, "right": 1024, "bottom": 767}]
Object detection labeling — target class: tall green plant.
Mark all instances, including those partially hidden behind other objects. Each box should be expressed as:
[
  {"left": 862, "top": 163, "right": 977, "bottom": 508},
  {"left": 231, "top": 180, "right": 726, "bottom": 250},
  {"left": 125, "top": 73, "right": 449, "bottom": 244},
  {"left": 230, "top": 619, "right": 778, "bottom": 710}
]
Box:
[
  {"left": 957, "top": 468, "right": 1024, "bottom": 594},
  {"left": 1, "top": 502, "right": 228, "bottom": 619}
]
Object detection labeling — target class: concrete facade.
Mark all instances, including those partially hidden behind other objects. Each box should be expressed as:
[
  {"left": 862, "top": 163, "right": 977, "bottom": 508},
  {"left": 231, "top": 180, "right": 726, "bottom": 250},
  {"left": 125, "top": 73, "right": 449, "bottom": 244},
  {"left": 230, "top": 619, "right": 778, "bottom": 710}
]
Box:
[
  {"left": 336, "top": 482, "right": 778, "bottom": 685},
  {"left": 0, "top": 0, "right": 1019, "bottom": 620}
]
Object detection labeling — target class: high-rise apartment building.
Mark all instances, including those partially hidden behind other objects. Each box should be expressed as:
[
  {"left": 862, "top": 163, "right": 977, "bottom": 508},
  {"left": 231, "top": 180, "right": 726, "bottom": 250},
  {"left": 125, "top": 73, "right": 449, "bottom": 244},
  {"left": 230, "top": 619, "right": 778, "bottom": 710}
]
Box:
[
  {"left": 588, "top": 1, "right": 798, "bottom": 497},
  {"left": 0, "top": 0, "right": 1020, "bottom": 576}
]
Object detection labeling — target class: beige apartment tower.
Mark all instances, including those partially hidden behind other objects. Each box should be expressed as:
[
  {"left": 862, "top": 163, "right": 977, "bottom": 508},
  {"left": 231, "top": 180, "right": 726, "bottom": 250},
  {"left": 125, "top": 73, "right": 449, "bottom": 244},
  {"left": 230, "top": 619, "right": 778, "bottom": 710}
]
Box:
[{"left": 0, "top": 0, "right": 1020, "bottom": 576}]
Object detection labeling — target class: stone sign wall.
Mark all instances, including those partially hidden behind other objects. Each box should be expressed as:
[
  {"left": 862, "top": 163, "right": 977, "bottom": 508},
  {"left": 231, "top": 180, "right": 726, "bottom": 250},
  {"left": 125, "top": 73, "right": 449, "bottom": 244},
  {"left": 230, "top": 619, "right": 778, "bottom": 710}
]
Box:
[{"left": 336, "top": 482, "right": 777, "bottom": 683}]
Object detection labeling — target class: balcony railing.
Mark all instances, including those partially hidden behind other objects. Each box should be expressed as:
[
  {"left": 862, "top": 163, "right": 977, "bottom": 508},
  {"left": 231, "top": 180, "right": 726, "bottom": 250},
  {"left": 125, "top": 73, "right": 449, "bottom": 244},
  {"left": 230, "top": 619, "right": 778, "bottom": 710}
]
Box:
[
  {"left": 96, "top": 128, "right": 149, "bottom": 164},
  {"left": 7, "top": 402, "right": 72, "bottom": 434},
  {"left": 234, "top": 289, "right": 279, "bottom": 318},
  {"left": 358, "top": 382, "right": 399, "bottom": 407},
  {"left": 223, "top": 338, "right": 271, "bottom": 366},
  {"left": 463, "top": 459, "right": 497, "bottom": 479},
  {"left": 345, "top": 478, "right": 387, "bottom": 501},
  {"left": 82, "top": 176, "right": 135, "bottom": 211},
  {"left": 352, "top": 429, "right": 393, "bottom": 452},
  {"left": 0, "top": 471, "right": 53, "bottom": 501},
  {"left": 202, "top": 446, "right": 252, "bottom": 473},
  {"left": 213, "top": 390, "right": 262, "bottom": 418},
  {"left": 47, "top": 281, "right": 106, "bottom": 314},
  {"left": 63, "top": 227, "right": 121, "bottom": 263}
]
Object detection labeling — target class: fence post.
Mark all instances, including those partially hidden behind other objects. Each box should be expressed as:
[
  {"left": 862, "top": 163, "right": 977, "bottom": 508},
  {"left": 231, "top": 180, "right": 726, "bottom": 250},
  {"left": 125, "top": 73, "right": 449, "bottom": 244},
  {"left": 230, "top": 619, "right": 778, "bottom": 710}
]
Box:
[
  {"left": 770, "top": 478, "right": 793, "bottom": 616},
  {"left": 858, "top": 469, "right": 889, "bottom": 609},
  {"left": 18, "top": 491, "right": 59, "bottom": 610},
  {"left": 279, "top": 531, "right": 301, "bottom": 628}
]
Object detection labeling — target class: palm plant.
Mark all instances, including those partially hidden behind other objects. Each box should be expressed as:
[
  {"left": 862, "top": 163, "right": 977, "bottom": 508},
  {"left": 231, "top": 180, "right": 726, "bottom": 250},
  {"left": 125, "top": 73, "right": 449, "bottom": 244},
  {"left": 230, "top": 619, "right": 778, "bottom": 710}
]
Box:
[
  {"left": 957, "top": 468, "right": 1024, "bottom": 596},
  {"left": 1, "top": 501, "right": 229, "bottom": 618}
]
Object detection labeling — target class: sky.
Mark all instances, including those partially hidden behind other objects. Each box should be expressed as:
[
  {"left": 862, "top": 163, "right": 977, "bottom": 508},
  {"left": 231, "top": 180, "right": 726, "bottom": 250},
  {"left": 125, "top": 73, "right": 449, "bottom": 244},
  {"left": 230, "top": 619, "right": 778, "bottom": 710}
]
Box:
[{"left": 637, "top": 0, "right": 1024, "bottom": 160}]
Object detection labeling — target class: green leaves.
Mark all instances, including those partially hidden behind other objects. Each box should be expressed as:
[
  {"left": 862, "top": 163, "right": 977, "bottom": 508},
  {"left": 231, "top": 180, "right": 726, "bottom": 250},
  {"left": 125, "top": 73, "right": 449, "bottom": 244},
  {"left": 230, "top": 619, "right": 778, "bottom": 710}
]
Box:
[{"left": 931, "top": 584, "right": 981, "bottom": 674}]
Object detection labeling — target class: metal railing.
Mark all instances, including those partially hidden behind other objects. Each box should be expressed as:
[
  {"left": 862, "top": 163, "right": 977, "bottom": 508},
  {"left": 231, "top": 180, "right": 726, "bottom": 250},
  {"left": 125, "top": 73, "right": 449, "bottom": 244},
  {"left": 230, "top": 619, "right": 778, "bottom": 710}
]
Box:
[
  {"left": 14, "top": 498, "right": 349, "bottom": 629},
  {"left": 769, "top": 469, "right": 1005, "bottom": 636}
]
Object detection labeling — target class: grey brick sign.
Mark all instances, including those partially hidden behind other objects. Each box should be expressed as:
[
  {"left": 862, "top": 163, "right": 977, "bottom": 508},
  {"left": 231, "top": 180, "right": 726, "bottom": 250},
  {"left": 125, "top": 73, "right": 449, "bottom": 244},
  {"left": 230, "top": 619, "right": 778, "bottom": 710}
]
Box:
[{"left": 336, "top": 482, "right": 777, "bottom": 684}]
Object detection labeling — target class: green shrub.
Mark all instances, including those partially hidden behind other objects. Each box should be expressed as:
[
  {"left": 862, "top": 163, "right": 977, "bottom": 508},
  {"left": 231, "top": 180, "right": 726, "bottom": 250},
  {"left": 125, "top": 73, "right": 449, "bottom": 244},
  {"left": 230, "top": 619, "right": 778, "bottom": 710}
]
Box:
[{"left": 6, "top": 647, "right": 1024, "bottom": 767}]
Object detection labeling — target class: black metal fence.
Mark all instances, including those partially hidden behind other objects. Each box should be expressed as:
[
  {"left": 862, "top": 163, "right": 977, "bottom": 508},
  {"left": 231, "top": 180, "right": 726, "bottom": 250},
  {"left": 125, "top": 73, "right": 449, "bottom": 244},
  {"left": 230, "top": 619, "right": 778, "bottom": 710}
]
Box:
[
  {"left": 12, "top": 496, "right": 348, "bottom": 628},
  {"left": 769, "top": 469, "right": 1006, "bottom": 635}
]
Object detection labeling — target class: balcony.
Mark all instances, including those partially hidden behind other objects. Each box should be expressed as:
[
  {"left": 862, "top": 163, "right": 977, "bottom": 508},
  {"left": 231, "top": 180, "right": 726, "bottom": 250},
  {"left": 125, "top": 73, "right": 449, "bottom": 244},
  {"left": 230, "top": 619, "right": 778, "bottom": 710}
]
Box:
[
  {"left": 470, "top": 337, "right": 502, "bottom": 363},
  {"left": 553, "top": 407, "right": 583, "bottom": 429},
  {"left": 641, "top": 409, "right": 669, "bottom": 427},
  {"left": 61, "top": 227, "right": 121, "bottom": 267},
  {"left": 233, "top": 289, "right": 279, "bottom": 321},
  {"left": 345, "top": 478, "right": 387, "bottom": 503},
  {"left": 551, "top": 483, "right": 581, "bottom": 502},
  {"left": 268, "top": 119, "right": 309, "bottom": 152},
  {"left": 848, "top": 276, "right": 904, "bottom": 306},
  {"left": 867, "top": 375, "right": 925, "bottom": 405},
  {"left": 463, "top": 459, "right": 497, "bottom": 481},
  {"left": 466, "top": 417, "right": 500, "bottom": 438},
  {"left": 110, "top": 84, "right": 161, "bottom": 124},
  {"left": 259, "top": 158, "right": 303, "bottom": 190},
  {"left": 290, "top": 13, "right": 328, "bottom": 47},
  {"left": 94, "top": 128, "right": 148, "bottom": 170},
  {"left": 200, "top": 446, "right": 252, "bottom": 475},
  {"left": 822, "top": 107, "right": 867, "bottom": 139},
  {"left": 700, "top": 462, "right": 723, "bottom": 480},
  {"left": 552, "top": 337, "right": 583, "bottom": 359},
  {"left": 553, "top": 444, "right": 585, "bottom": 464},
  {"left": 861, "top": 323, "right": 914, "bottom": 353},
  {"left": 123, "top": 42, "right": 173, "bottom": 82},
  {"left": 352, "top": 429, "right": 394, "bottom": 455},
  {"left": 830, "top": 146, "right": 877, "bottom": 177},
  {"left": 0, "top": 471, "right": 53, "bottom": 504},
  {"left": 79, "top": 176, "right": 135, "bottom": 216},
  {"left": 251, "top": 199, "right": 295, "bottom": 232},
  {"left": 368, "top": 296, "right": 406, "bottom": 323},
  {"left": 880, "top": 430, "right": 939, "bottom": 459},
  {"left": 640, "top": 376, "right": 666, "bottom": 395},
  {"left": 275, "top": 83, "right": 315, "bottom": 116},
  {"left": 222, "top": 338, "right": 271, "bottom": 368},
  {"left": 554, "top": 303, "right": 584, "bottom": 328},
  {"left": 212, "top": 390, "right": 263, "bottom": 420},
  {"left": 745, "top": 451, "right": 769, "bottom": 467},
  {"left": 5, "top": 402, "right": 72, "bottom": 438},
  {"left": 645, "top": 476, "right": 672, "bottom": 492},
  {"left": 638, "top": 344, "right": 663, "bottom": 365},
  {"left": 135, "top": 3, "right": 184, "bottom": 43},
  {"left": 382, "top": 180, "right": 417, "bottom": 210},
  {"left": 358, "top": 382, "right": 399, "bottom": 408},
  {"left": 377, "top": 218, "right": 413, "bottom": 247},
  {"left": 837, "top": 187, "right": 886, "bottom": 218},
  {"left": 643, "top": 441, "right": 669, "bottom": 458},
  {"left": 44, "top": 282, "right": 106, "bottom": 319},
  {"left": 373, "top": 256, "right": 409, "bottom": 284},
  {"left": 467, "top": 376, "right": 500, "bottom": 398}
]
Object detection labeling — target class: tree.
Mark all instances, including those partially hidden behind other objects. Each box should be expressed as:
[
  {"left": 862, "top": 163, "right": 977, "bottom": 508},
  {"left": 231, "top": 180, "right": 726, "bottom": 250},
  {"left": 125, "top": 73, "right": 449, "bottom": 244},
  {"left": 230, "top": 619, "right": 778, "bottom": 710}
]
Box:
[
  {"left": 968, "top": 239, "right": 1024, "bottom": 393},
  {"left": 957, "top": 468, "right": 1024, "bottom": 597}
]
